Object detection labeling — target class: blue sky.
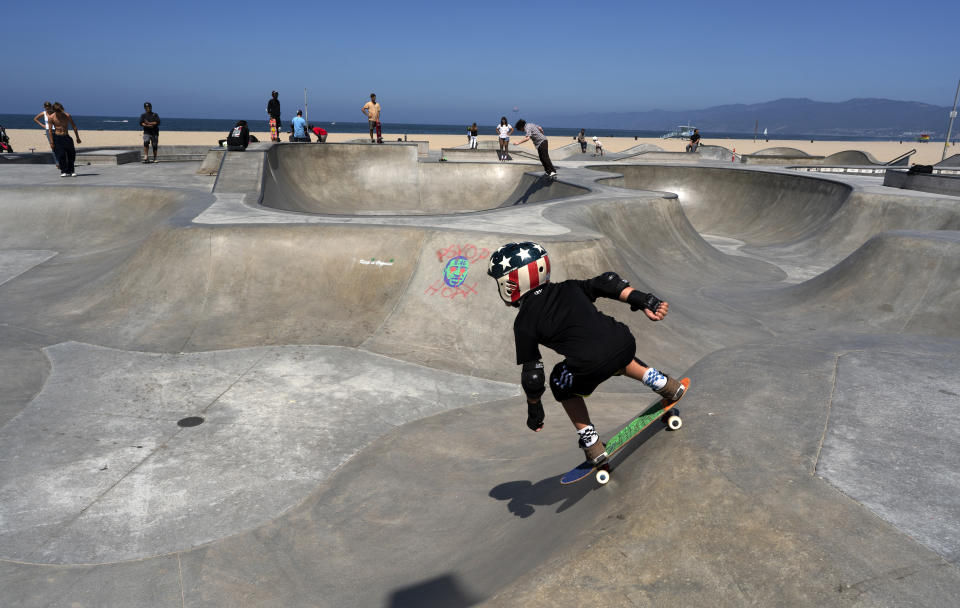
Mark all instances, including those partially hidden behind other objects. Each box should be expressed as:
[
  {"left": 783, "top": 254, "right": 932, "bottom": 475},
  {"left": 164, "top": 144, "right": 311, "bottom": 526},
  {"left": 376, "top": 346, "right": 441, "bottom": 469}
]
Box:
[{"left": 5, "top": 0, "right": 957, "bottom": 123}]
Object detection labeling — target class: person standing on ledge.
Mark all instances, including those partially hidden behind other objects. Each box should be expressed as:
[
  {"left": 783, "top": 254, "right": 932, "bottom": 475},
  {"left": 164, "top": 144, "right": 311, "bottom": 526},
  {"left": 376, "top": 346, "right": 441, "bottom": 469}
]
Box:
[
  {"left": 139, "top": 102, "right": 161, "bottom": 163},
  {"left": 512, "top": 118, "right": 556, "bottom": 177},
  {"left": 361, "top": 93, "right": 382, "bottom": 143},
  {"left": 267, "top": 91, "right": 281, "bottom": 140}
]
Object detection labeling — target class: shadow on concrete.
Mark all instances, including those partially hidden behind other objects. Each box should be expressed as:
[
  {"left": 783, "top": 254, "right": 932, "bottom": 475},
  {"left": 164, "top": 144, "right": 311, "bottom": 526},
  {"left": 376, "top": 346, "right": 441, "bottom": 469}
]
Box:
[{"left": 387, "top": 573, "right": 480, "bottom": 608}]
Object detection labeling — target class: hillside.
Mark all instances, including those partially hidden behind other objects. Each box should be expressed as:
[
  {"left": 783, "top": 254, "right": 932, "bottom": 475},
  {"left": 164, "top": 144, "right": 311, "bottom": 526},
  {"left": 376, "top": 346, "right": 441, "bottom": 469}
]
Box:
[{"left": 547, "top": 98, "right": 952, "bottom": 137}]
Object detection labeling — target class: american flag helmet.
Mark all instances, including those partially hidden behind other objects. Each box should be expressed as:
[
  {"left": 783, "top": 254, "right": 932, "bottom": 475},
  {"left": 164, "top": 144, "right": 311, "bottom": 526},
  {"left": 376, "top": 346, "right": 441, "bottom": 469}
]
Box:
[{"left": 487, "top": 242, "right": 551, "bottom": 304}]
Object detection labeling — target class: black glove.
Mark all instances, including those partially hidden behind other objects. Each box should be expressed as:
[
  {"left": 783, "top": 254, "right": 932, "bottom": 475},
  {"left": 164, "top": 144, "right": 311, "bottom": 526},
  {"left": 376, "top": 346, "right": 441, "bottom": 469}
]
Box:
[
  {"left": 526, "top": 399, "right": 545, "bottom": 432},
  {"left": 628, "top": 290, "right": 663, "bottom": 313}
]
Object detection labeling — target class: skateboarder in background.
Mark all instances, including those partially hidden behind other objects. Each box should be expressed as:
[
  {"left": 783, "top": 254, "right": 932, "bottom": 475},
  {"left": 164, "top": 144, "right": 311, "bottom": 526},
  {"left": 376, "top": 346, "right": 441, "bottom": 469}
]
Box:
[
  {"left": 267, "top": 91, "right": 281, "bottom": 141},
  {"left": 487, "top": 241, "right": 686, "bottom": 464},
  {"left": 512, "top": 118, "right": 556, "bottom": 177},
  {"left": 361, "top": 93, "right": 382, "bottom": 143}
]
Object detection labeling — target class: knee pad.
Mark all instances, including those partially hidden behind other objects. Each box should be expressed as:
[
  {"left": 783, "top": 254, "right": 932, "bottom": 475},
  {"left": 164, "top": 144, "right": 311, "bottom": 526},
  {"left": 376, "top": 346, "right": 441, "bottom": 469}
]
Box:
[{"left": 549, "top": 361, "right": 576, "bottom": 402}]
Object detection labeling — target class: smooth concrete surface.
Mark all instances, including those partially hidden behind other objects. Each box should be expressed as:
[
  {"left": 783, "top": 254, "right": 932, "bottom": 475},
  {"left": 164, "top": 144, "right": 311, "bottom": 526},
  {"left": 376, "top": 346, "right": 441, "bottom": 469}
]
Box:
[
  {"left": 260, "top": 143, "right": 587, "bottom": 214},
  {"left": 1, "top": 144, "right": 959, "bottom": 607}
]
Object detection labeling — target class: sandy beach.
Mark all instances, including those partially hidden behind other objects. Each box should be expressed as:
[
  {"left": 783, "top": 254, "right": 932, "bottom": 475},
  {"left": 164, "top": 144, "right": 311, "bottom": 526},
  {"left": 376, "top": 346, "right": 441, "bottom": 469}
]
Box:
[{"left": 5, "top": 128, "right": 952, "bottom": 166}]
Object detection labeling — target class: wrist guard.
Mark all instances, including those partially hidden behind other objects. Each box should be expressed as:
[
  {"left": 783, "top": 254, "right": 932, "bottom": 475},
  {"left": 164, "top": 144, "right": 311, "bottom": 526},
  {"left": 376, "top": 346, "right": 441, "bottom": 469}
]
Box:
[
  {"left": 526, "top": 399, "right": 545, "bottom": 431},
  {"left": 628, "top": 290, "right": 663, "bottom": 313},
  {"left": 521, "top": 360, "right": 545, "bottom": 400}
]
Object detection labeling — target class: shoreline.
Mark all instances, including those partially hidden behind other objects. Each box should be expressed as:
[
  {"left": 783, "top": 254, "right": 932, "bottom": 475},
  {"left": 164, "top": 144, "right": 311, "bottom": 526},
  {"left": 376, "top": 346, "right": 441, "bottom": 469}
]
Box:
[{"left": 5, "top": 128, "right": 953, "bottom": 165}]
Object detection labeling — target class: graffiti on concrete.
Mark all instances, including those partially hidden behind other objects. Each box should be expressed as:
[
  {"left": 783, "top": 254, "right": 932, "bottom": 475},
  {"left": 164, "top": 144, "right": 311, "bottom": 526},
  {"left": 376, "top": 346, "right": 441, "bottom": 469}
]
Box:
[
  {"left": 426, "top": 243, "right": 490, "bottom": 299},
  {"left": 359, "top": 258, "right": 395, "bottom": 268}
]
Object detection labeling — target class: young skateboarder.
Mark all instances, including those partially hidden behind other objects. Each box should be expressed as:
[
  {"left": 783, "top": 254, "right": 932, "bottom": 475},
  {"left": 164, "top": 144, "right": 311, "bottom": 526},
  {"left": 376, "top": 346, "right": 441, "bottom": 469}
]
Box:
[{"left": 487, "top": 241, "right": 686, "bottom": 464}]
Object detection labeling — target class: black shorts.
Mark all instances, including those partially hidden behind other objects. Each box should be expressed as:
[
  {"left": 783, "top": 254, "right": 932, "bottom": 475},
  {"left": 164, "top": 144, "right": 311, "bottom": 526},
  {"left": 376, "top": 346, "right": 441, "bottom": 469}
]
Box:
[{"left": 549, "top": 342, "right": 638, "bottom": 402}]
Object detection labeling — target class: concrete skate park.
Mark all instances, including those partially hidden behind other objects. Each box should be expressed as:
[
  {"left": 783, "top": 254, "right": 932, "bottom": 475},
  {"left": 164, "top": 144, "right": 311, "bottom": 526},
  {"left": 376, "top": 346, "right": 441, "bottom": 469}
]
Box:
[{"left": 2, "top": 141, "right": 959, "bottom": 607}]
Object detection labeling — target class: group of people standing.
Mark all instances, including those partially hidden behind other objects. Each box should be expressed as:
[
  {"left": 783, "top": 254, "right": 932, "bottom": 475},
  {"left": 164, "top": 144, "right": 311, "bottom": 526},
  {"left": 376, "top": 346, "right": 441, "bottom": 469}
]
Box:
[
  {"left": 32, "top": 100, "right": 162, "bottom": 174},
  {"left": 32, "top": 101, "right": 81, "bottom": 176},
  {"left": 489, "top": 116, "right": 556, "bottom": 176}
]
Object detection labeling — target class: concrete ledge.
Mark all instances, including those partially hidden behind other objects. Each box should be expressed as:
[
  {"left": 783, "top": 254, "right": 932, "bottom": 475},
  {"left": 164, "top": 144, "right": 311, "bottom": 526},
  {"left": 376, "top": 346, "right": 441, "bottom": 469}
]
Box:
[
  {"left": 0, "top": 152, "right": 54, "bottom": 164},
  {"left": 440, "top": 148, "right": 505, "bottom": 161},
  {"left": 197, "top": 148, "right": 225, "bottom": 175},
  {"left": 883, "top": 169, "right": 960, "bottom": 196},
  {"left": 76, "top": 149, "right": 141, "bottom": 165}
]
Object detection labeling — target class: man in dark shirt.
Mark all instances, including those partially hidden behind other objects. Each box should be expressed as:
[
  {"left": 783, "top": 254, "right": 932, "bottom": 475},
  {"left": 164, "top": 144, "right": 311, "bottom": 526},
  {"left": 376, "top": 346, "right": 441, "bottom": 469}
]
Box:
[
  {"left": 686, "top": 128, "right": 701, "bottom": 152},
  {"left": 488, "top": 241, "right": 687, "bottom": 464},
  {"left": 267, "top": 91, "right": 281, "bottom": 140},
  {"left": 139, "top": 102, "right": 160, "bottom": 163},
  {"left": 226, "top": 120, "right": 251, "bottom": 151}
]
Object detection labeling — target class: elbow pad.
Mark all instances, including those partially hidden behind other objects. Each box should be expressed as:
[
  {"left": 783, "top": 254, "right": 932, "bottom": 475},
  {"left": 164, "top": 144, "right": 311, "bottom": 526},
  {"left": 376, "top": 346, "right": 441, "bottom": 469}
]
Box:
[
  {"left": 521, "top": 361, "right": 546, "bottom": 400},
  {"left": 628, "top": 290, "right": 663, "bottom": 313},
  {"left": 591, "top": 272, "right": 630, "bottom": 299}
]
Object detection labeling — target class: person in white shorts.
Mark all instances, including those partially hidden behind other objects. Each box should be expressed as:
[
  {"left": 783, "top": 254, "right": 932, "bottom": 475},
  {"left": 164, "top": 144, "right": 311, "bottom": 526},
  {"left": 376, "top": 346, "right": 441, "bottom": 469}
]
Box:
[{"left": 496, "top": 116, "right": 513, "bottom": 161}]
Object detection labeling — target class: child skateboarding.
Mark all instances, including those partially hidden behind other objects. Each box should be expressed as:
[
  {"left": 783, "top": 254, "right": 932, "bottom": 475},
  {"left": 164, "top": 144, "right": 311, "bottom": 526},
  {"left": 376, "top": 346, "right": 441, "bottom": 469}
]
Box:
[{"left": 487, "top": 242, "right": 686, "bottom": 464}]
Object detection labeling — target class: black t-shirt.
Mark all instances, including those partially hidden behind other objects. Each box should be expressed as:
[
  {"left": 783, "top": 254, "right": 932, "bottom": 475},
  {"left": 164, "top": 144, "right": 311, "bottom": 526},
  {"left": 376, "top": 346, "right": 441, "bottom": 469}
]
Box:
[
  {"left": 267, "top": 98, "right": 280, "bottom": 118},
  {"left": 513, "top": 277, "right": 636, "bottom": 372},
  {"left": 140, "top": 112, "right": 160, "bottom": 135},
  {"left": 690, "top": 132, "right": 701, "bottom": 144},
  {"left": 226, "top": 124, "right": 250, "bottom": 149}
]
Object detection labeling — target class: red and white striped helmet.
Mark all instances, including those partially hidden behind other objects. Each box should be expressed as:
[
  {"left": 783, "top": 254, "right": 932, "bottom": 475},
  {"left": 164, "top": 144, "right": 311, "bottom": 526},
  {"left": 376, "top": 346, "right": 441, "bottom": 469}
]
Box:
[{"left": 487, "top": 242, "right": 551, "bottom": 304}]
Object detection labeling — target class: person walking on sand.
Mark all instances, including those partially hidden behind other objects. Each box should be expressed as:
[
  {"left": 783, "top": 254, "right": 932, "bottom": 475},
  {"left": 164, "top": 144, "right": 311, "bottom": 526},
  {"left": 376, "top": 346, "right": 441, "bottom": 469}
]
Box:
[
  {"left": 33, "top": 101, "right": 59, "bottom": 169},
  {"left": 361, "top": 93, "right": 382, "bottom": 143},
  {"left": 267, "top": 91, "right": 281, "bottom": 140},
  {"left": 513, "top": 118, "right": 556, "bottom": 177},
  {"left": 46, "top": 102, "right": 81, "bottom": 177},
  {"left": 496, "top": 116, "right": 513, "bottom": 161},
  {"left": 486, "top": 241, "right": 687, "bottom": 464},
  {"left": 139, "top": 102, "right": 161, "bottom": 163}
]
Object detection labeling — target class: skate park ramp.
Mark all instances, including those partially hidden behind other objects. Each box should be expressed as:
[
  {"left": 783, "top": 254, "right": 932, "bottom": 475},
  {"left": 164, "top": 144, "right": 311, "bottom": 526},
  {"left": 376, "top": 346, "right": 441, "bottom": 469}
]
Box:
[
  {"left": 260, "top": 143, "right": 587, "bottom": 214},
  {"left": 1, "top": 148, "right": 960, "bottom": 607}
]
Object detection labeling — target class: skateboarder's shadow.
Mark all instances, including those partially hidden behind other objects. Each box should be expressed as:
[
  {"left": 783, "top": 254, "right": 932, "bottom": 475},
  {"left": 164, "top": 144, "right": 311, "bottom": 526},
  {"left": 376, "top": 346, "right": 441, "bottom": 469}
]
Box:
[
  {"left": 488, "top": 422, "right": 664, "bottom": 518},
  {"left": 489, "top": 475, "right": 590, "bottom": 518}
]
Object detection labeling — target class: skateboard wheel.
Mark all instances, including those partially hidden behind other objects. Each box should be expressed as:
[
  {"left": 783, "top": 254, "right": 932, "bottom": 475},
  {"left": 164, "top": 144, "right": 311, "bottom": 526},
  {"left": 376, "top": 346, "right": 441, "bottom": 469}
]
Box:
[
  {"left": 666, "top": 415, "right": 682, "bottom": 430},
  {"left": 596, "top": 469, "right": 610, "bottom": 485}
]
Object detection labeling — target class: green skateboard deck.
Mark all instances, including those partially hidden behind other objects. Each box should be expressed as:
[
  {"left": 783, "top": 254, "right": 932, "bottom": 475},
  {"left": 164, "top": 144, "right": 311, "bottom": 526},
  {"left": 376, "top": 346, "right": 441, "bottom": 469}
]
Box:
[{"left": 560, "top": 377, "right": 689, "bottom": 485}]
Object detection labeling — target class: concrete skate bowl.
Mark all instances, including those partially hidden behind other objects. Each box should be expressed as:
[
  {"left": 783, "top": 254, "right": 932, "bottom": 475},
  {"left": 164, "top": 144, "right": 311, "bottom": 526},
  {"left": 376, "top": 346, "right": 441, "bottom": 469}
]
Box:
[
  {"left": 822, "top": 149, "right": 883, "bottom": 165},
  {"left": 590, "top": 163, "right": 960, "bottom": 279},
  {"left": 5, "top": 158, "right": 960, "bottom": 606},
  {"left": 260, "top": 143, "right": 587, "bottom": 215}
]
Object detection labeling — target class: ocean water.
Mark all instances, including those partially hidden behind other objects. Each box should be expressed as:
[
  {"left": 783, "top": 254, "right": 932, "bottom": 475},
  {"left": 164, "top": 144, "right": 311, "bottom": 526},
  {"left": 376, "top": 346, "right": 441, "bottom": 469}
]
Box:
[{"left": 0, "top": 113, "right": 917, "bottom": 142}]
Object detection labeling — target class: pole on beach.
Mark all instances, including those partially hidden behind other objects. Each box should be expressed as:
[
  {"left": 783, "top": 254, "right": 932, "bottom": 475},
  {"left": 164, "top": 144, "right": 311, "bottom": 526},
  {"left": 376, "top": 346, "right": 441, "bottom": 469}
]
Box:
[
  {"left": 304, "top": 88, "right": 309, "bottom": 124},
  {"left": 943, "top": 78, "right": 959, "bottom": 161}
]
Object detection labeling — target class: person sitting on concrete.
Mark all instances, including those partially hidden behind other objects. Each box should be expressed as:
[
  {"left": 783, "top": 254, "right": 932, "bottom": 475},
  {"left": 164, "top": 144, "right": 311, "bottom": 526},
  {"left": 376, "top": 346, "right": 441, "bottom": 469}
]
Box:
[
  {"left": 685, "top": 129, "right": 701, "bottom": 152},
  {"left": 226, "top": 120, "right": 251, "bottom": 151},
  {"left": 290, "top": 110, "right": 310, "bottom": 142}
]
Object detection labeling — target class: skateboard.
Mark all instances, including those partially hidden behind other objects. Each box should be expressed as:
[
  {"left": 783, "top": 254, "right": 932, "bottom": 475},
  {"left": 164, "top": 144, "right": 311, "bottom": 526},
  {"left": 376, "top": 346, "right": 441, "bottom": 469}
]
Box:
[
  {"left": 560, "top": 377, "right": 689, "bottom": 486},
  {"left": 375, "top": 120, "right": 383, "bottom": 144},
  {"left": 269, "top": 118, "right": 278, "bottom": 142}
]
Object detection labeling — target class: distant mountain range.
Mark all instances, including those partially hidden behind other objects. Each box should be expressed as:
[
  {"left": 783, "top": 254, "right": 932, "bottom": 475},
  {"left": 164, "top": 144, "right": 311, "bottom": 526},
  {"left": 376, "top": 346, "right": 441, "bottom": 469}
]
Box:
[{"left": 546, "top": 98, "right": 953, "bottom": 138}]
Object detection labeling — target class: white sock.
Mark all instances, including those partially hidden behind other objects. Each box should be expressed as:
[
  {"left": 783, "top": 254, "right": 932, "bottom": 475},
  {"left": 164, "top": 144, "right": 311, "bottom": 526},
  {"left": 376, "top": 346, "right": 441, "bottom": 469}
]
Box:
[
  {"left": 577, "top": 425, "right": 598, "bottom": 447},
  {"left": 642, "top": 368, "right": 667, "bottom": 391}
]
